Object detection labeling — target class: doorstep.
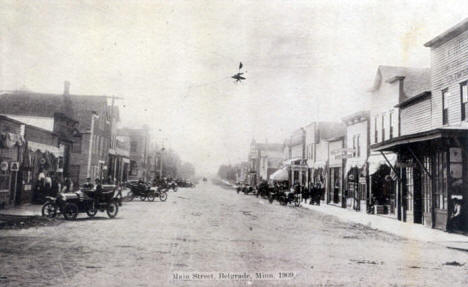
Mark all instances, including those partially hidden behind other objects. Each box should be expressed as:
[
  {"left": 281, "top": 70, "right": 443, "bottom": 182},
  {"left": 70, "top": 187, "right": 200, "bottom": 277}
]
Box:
[{"left": 302, "top": 203, "right": 468, "bottom": 251}]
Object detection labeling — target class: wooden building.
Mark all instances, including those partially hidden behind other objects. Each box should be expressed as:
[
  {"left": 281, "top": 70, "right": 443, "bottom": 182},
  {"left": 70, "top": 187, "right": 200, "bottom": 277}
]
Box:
[{"left": 372, "top": 18, "right": 468, "bottom": 232}]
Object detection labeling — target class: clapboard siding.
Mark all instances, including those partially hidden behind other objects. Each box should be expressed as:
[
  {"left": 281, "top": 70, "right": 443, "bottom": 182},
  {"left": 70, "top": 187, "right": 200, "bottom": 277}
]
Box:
[
  {"left": 400, "top": 97, "right": 432, "bottom": 136},
  {"left": 430, "top": 29, "right": 468, "bottom": 128}
]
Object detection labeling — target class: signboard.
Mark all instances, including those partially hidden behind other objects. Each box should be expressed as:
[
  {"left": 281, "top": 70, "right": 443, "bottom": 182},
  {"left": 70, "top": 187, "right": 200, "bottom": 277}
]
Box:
[
  {"left": 0, "top": 161, "right": 8, "bottom": 171},
  {"left": 10, "top": 162, "right": 19, "bottom": 172}
]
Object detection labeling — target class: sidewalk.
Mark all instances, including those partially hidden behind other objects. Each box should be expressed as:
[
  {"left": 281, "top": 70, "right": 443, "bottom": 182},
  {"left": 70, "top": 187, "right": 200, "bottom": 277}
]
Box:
[
  {"left": 302, "top": 203, "right": 468, "bottom": 252},
  {"left": 0, "top": 204, "right": 43, "bottom": 216}
]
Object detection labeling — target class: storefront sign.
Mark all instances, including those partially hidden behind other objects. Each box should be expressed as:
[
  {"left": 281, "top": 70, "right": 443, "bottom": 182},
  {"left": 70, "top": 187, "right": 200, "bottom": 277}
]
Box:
[
  {"left": 10, "top": 162, "right": 19, "bottom": 171},
  {"left": 0, "top": 161, "right": 8, "bottom": 171}
]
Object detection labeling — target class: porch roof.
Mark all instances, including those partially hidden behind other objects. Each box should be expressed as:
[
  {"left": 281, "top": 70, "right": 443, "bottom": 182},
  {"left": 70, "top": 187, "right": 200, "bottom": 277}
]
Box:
[{"left": 371, "top": 127, "right": 468, "bottom": 152}]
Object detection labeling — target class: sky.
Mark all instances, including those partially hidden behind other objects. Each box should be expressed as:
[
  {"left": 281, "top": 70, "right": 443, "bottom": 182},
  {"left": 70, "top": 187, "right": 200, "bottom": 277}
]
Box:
[{"left": 1, "top": 0, "right": 468, "bottom": 175}]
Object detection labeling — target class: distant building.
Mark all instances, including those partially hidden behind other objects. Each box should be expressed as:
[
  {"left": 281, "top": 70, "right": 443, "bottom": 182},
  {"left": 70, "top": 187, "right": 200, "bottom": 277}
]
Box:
[
  {"left": 247, "top": 139, "right": 283, "bottom": 185},
  {"left": 117, "top": 127, "right": 150, "bottom": 181}
]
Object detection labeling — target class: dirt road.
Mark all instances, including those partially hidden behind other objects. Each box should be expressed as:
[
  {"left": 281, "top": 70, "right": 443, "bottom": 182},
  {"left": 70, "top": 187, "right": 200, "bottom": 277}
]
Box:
[{"left": 1, "top": 182, "right": 467, "bottom": 286}]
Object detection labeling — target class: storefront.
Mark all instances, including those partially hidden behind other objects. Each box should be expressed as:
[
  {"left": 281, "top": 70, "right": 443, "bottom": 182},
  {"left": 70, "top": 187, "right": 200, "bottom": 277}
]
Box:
[
  {"left": 284, "top": 158, "right": 308, "bottom": 188},
  {"left": 309, "top": 161, "right": 327, "bottom": 201},
  {"left": 0, "top": 116, "right": 25, "bottom": 208},
  {"left": 367, "top": 152, "right": 397, "bottom": 216},
  {"left": 372, "top": 128, "right": 468, "bottom": 232},
  {"left": 345, "top": 159, "right": 368, "bottom": 212}
]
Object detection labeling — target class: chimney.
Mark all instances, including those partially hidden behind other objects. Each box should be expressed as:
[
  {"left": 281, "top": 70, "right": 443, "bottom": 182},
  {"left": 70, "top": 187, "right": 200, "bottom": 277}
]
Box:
[{"left": 64, "top": 81, "right": 70, "bottom": 96}]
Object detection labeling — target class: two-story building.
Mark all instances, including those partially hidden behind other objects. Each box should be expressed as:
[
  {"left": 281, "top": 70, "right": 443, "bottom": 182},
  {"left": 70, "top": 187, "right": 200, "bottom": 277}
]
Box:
[
  {"left": 368, "top": 66, "right": 430, "bottom": 217},
  {"left": 304, "top": 122, "right": 345, "bottom": 202},
  {"left": 372, "top": 18, "right": 468, "bottom": 232},
  {"left": 118, "top": 127, "right": 150, "bottom": 181},
  {"left": 283, "top": 128, "right": 307, "bottom": 187},
  {"left": 342, "top": 111, "right": 370, "bottom": 212},
  {"left": 247, "top": 139, "right": 283, "bottom": 185}
]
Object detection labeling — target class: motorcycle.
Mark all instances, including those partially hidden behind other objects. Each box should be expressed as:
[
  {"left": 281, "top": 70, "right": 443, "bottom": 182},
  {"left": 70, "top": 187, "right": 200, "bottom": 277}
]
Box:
[{"left": 41, "top": 189, "right": 119, "bottom": 220}]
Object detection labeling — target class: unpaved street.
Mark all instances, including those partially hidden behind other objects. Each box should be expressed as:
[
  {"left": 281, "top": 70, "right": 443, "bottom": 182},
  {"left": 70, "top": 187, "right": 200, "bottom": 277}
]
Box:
[{"left": 1, "top": 182, "right": 467, "bottom": 287}]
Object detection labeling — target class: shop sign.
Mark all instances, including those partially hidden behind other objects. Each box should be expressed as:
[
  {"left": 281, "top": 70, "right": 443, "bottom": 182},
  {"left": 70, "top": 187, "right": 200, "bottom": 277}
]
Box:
[
  {"left": 10, "top": 162, "right": 19, "bottom": 171},
  {"left": 0, "top": 161, "right": 8, "bottom": 171},
  {"left": 359, "top": 177, "right": 366, "bottom": 184}
]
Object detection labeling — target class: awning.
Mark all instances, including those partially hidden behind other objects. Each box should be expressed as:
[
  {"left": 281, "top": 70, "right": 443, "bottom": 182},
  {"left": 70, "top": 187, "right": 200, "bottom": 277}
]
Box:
[
  {"left": 283, "top": 157, "right": 302, "bottom": 166},
  {"left": 371, "top": 127, "right": 468, "bottom": 152},
  {"left": 345, "top": 158, "right": 367, "bottom": 174},
  {"left": 368, "top": 153, "right": 397, "bottom": 175},
  {"left": 28, "top": 141, "right": 64, "bottom": 157},
  {"left": 310, "top": 161, "right": 327, "bottom": 169},
  {"left": 269, "top": 167, "right": 289, "bottom": 181}
]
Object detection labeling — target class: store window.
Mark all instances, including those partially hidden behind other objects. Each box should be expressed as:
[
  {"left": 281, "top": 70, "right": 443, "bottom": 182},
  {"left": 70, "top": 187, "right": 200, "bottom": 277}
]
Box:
[
  {"left": 422, "top": 156, "right": 432, "bottom": 214},
  {"left": 434, "top": 151, "right": 448, "bottom": 210},
  {"left": 442, "top": 89, "right": 449, "bottom": 125},
  {"left": 460, "top": 81, "right": 468, "bottom": 121},
  {"left": 406, "top": 165, "right": 414, "bottom": 212}
]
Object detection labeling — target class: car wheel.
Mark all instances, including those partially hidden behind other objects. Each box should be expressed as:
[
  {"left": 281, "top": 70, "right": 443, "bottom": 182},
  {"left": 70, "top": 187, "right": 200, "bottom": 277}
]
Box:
[
  {"left": 63, "top": 203, "right": 79, "bottom": 220},
  {"left": 106, "top": 201, "right": 119, "bottom": 218},
  {"left": 41, "top": 202, "right": 57, "bottom": 218},
  {"left": 147, "top": 193, "right": 155, "bottom": 202},
  {"left": 140, "top": 195, "right": 146, "bottom": 201},
  {"left": 86, "top": 203, "right": 98, "bottom": 217},
  {"left": 160, "top": 192, "right": 168, "bottom": 202}
]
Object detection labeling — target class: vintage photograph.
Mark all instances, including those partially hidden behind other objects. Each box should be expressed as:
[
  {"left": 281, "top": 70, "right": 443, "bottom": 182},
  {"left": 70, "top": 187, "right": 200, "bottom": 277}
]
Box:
[{"left": 1, "top": 1, "right": 468, "bottom": 286}]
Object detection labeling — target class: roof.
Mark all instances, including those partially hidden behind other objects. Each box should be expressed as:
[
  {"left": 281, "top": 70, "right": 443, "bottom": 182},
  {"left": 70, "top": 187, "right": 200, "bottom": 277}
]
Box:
[
  {"left": 370, "top": 66, "right": 431, "bottom": 103},
  {"left": 256, "top": 143, "right": 283, "bottom": 152},
  {"left": 371, "top": 127, "right": 468, "bottom": 152},
  {"left": 395, "top": 91, "right": 431, "bottom": 108},
  {"left": 425, "top": 17, "right": 468, "bottom": 48},
  {"left": 0, "top": 91, "right": 109, "bottom": 131},
  {"left": 341, "top": 110, "right": 370, "bottom": 124}
]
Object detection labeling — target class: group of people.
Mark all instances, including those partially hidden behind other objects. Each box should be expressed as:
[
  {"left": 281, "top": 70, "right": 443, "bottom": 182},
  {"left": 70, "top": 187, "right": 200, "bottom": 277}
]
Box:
[
  {"left": 34, "top": 169, "right": 74, "bottom": 203},
  {"left": 294, "top": 182, "right": 325, "bottom": 206}
]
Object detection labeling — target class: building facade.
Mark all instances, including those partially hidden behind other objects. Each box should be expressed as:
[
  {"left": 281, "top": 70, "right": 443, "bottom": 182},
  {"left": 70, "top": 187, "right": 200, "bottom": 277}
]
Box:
[{"left": 118, "top": 127, "right": 150, "bottom": 181}]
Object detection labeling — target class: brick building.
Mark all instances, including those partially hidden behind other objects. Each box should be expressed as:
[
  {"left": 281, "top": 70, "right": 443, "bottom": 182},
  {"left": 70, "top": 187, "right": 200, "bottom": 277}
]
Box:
[
  {"left": 0, "top": 82, "right": 114, "bottom": 186},
  {"left": 117, "top": 127, "right": 150, "bottom": 181}
]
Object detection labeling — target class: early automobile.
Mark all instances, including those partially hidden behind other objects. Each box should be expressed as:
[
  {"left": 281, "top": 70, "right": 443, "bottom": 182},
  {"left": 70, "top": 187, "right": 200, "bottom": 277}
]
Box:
[
  {"left": 127, "top": 181, "right": 168, "bottom": 201},
  {"left": 41, "top": 187, "right": 119, "bottom": 220}
]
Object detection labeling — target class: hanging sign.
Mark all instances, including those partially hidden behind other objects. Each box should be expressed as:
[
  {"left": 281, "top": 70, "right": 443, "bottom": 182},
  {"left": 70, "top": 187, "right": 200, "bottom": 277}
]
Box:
[
  {"left": 10, "top": 162, "right": 19, "bottom": 172},
  {"left": 0, "top": 161, "right": 8, "bottom": 171}
]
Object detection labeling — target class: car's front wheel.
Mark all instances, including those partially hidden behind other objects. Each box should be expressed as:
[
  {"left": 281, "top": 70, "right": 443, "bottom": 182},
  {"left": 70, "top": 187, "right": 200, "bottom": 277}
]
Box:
[{"left": 41, "top": 202, "right": 57, "bottom": 218}]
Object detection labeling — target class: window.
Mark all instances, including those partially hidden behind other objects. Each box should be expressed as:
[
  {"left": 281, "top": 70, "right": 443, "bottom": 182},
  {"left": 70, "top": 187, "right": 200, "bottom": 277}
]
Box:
[
  {"left": 374, "top": 116, "right": 378, "bottom": 143},
  {"left": 352, "top": 135, "right": 356, "bottom": 157},
  {"left": 434, "top": 151, "right": 447, "bottom": 210},
  {"left": 356, "top": 135, "right": 361, "bottom": 157},
  {"left": 461, "top": 82, "right": 468, "bottom": 121},
  {"left": 422, "top": 156, "right": 432, "bottom": 214},
  {"left": 442, "top": 89, "right": 449, "bottom": 125},
  {"left": 381, "top": 114, "right": 385, "bottom": 141},
  {"left": 389, "top": 111, "right": 394, "bottom": 139},
  {"left": 72, "top": 137, "right": 81, "bottom": 153},
  {"left": 406, "top": 164, "right": 414, "bottom": 212},
  {"left": 130, "top": 141, "right": 138, "bottom": 153}
]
